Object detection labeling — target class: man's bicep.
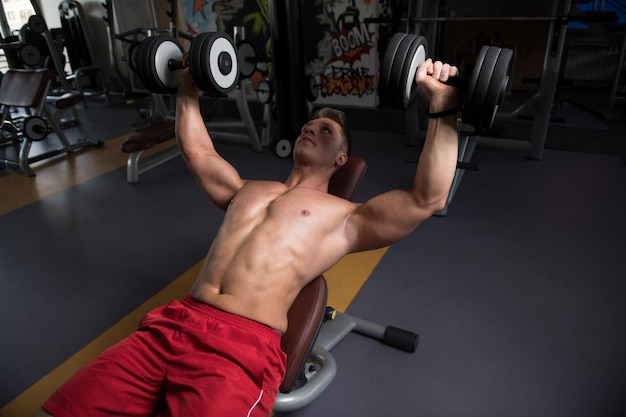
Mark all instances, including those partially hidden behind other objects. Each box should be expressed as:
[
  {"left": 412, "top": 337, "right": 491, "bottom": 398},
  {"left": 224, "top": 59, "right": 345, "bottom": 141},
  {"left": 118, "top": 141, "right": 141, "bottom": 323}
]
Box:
[
  {"left": 188, "top": 153, "right": 245, "bottom": 210},
  {"left": 347, "top": 190, "right": 430, "bottom": 253}
]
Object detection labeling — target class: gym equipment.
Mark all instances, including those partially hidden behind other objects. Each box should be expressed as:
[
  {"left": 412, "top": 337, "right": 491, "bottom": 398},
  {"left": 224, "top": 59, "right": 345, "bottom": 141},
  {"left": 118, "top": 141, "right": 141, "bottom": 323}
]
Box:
[
  {"left": 273, "top": 156, "right": 419, "bottom": 412},
  {"left": 256, "top": 79, "right": 273, "bottom": 104},
  {"left": 236, "top": 40, "right": 274, "bottom": 78},
  {"left": 0, "top": 69, "right": 102, "bottom": 177},
  {"left": 131, "top": 32, "right": 239, "bottom": 96},
  {"left": 58, "top": 0, "right": 111, "bottom": 105},
  {"left": 120, "top": 108, "right": 216, "bottom": 184},
  {"left": 22, "top": 116, "right": 48, "bottom": 141},
  {"left": 368, "top": 0, "right": 620, "bottom": 159},
  {"left": 27, "top": 14, "right": 46, "bottom": 34},
  {"left": 237, "top": 40, "right": 257, "bottom": 78},
  {"left": 378, "top": 33, "right": 513, "bottom": 132}
]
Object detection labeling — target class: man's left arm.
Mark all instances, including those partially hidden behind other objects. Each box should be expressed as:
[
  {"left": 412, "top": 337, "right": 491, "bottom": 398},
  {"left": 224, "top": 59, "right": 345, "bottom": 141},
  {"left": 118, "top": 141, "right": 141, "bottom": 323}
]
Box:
[{"left": 346, "top": 60, "right": 460, "bottom": 252}]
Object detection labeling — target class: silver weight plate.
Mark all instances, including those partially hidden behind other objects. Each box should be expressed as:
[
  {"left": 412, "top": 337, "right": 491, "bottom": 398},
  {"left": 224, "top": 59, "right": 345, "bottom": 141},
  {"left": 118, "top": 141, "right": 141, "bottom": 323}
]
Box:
[
  {"left": 256, "top": 80, "right": 273, "bottom": 104},
  {"left": 275, "top": 138, "right": 292, "bottom": 158},
  {"left": 209, "top": 35, "right": 238, "bottom": 91},
  {"left": 237, "top": 41, "right": 256, "bottom": 78},
  {"left": 154, "top": 39, "right": 183, "bottom": 90},
  {"left": 22, "top": 116, "right": 48, "bottom": 141}
]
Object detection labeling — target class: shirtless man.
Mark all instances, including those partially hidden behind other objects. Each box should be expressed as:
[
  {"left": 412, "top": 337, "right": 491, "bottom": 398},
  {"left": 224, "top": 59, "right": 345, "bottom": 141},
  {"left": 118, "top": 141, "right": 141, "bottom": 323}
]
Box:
[{"left": 38, "top": 58, "right": 460, "bottom": 417}]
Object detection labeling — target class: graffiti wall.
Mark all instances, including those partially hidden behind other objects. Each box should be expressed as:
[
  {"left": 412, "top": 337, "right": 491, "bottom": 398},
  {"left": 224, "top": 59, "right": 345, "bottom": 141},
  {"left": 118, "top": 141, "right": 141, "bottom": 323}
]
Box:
[
  {"left": 177, "top": 0, "right": 384, "bottom": 108},
  {"left": 301, "top": 0, "right": 380, "bottom": 107}
]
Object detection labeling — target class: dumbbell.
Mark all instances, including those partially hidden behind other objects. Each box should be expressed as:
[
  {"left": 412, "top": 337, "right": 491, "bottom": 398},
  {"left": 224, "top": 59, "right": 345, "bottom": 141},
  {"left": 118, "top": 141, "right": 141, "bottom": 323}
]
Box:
[
  {"left": 131, "top": 32, "right": 239, "bottom": 96},
  {"left": 378, "top": 33, "right": 513, "bottom": 131}
]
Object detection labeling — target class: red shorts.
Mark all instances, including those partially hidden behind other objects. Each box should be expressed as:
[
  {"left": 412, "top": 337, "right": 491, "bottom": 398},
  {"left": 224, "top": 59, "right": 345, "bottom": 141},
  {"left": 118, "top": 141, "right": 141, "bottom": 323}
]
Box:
[{"left": 43, "top": 296, "right": 286, "bottom": 417}]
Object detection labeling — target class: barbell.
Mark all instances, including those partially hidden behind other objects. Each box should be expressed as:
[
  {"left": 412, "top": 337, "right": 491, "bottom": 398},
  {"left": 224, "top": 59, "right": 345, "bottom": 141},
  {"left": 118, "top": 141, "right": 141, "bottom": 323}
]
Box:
[
  {"left": 131, "top": 32, "right": 239, "bottom": 96},
  {"left": 378, "top": 33, "right": 513, "bottom": 131}
]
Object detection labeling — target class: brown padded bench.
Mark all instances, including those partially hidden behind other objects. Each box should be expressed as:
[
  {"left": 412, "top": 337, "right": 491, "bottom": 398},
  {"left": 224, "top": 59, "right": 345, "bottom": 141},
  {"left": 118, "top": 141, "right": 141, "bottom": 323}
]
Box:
[
  {"left": 120, "top": 109, "right": 216, "bottom": 183},
  {"left": 121, "top": 120, "right": 176, "bottom": 154},
  {"left": 120, "top": 120, "right": 177, "bottom": 183},
  {"left": 280, "top": 156, "right": 367, "bottom": 394}
]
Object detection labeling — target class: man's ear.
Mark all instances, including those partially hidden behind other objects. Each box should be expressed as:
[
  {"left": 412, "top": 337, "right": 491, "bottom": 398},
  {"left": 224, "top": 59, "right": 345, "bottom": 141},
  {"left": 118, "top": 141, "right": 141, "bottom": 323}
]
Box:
[{"left": 335, "top": 152, "right": 348, "bottom": 168}]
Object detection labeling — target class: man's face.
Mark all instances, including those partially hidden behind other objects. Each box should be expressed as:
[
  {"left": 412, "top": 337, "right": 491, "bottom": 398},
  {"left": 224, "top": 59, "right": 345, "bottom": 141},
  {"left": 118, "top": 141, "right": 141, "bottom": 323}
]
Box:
[{"left": 293, "top": 117, "right": 346, "bottom": 167}]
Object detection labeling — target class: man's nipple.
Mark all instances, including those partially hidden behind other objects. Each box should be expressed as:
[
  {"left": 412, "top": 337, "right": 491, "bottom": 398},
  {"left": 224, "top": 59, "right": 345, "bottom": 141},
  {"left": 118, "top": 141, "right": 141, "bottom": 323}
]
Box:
[{"left": 301, "top": 209, "right": 311, "bottom": 217}]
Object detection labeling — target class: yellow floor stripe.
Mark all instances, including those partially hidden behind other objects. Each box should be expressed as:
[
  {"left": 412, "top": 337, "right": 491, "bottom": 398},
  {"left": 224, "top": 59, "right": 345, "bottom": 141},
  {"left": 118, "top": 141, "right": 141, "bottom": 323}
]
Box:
[
  {"left": 0, "top": 247, "right": 387, "bottom": 417},
  {"left": 0, "top": 135, "right": 177, "bottom": 216}
]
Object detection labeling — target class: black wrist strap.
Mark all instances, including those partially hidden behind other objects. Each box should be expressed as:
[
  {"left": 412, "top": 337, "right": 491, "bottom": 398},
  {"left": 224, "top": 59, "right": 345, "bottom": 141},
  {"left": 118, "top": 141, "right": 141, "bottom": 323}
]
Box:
[{"left": 428, "top": 107, "right": 461, "bottom": 118}]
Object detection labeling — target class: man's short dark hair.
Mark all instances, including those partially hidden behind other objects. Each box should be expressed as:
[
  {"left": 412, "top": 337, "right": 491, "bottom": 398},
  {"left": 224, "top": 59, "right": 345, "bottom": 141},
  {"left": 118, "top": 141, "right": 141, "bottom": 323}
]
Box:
[{"left": 312, "top": 107, "right": 352, "bottom": 157}]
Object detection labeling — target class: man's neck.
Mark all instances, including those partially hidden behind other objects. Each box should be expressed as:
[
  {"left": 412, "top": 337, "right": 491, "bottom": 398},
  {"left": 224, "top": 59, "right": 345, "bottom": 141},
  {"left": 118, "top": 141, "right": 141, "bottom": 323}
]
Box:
[{"left": 284, "top": 165, "right": 333, "bottom": 193}]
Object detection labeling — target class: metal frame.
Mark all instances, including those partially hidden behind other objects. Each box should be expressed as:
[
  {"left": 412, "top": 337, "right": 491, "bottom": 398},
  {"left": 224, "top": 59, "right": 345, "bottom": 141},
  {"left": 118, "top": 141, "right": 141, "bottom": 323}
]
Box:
[{"left": 274, "top": 312, "right": 418, "bottom": 412}]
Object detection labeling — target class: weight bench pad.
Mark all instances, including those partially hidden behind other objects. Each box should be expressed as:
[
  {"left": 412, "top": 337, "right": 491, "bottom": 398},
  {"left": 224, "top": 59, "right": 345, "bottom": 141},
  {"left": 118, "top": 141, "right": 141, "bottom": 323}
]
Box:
[
  {"left": 279, "top": 156, "right": 367, "bottom": 394},
  {"left": 53, "top": 92, "right": 84, "bottom": 109},
  {"left": 120, "top": 120, "right": 176, "bottom": 153},
  {"left": 0, "top": 69, "right": 54, "bottom": 108}
]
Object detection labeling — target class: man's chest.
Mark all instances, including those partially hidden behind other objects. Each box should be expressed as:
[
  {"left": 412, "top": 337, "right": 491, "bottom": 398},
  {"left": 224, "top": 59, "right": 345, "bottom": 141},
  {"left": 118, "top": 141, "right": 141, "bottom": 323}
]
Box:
[{"left": 228, "top": 182, "right": 350, "bottom": 229}]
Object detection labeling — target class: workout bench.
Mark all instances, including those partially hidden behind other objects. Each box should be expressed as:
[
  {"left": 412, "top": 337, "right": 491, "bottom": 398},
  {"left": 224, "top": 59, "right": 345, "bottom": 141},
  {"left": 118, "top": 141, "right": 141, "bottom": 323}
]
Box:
[
  {"left": 274, "top": 156, "right": 419, "bottom": 412},
  {"left": 120, "top": 109, "right": 216, "bottom": 183},
  {"left": 0, "top": 68, "right": 101, "bottom": 177},
  {"left": 120, "top": 120, "right": 177, "bottom": 184}
]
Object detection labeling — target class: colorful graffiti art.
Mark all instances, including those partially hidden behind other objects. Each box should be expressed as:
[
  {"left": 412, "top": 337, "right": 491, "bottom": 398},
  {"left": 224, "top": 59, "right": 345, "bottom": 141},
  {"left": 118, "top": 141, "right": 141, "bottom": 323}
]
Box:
[{"left": 303, "top": 0, "right": 380, "bottom": 107}]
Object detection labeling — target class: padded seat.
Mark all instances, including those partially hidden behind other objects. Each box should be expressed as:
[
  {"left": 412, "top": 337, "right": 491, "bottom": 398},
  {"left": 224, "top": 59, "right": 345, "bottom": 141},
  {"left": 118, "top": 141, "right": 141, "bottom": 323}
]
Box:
[
  {"left": 53, "top": 92, "right": 85, "bottom": 109},
  {"left": 121, "top": 110, "right": 217, "bottom": 183},
  {"left": 120, "top": 120, "right": 176, "bottom": 153},
  {"left": 0, "top": 68, "right": 55, "bottom": 108},
  {"left": 279, "top": 156, "right": 367, "bottom": 394}
]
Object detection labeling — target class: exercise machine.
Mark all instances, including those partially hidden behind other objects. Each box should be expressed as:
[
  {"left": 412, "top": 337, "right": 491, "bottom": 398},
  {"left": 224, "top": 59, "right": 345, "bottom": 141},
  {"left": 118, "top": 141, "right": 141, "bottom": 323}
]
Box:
[{"left": 0, "top": 68, "right": 102, "bottom": 176}]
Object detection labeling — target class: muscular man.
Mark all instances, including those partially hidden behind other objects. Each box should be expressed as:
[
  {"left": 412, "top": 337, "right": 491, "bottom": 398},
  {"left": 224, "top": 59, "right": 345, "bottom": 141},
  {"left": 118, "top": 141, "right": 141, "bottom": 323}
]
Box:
[{"left": 38, "top": 58, "right": 460, "bottom": 417}]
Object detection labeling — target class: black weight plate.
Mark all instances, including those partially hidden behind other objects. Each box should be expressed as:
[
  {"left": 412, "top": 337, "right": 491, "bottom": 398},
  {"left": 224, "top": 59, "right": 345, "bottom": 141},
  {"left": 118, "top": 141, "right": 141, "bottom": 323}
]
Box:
[
  {"left": 189, "top": 32, "right": 209, "bottom": 92},
  {"left": 463, "top": 46, "right": 499, "bottom": 130},
  {"left": 388, "top": 34, "right": 421, "bottom": 110},
  {"left": 19, "top": 44, "right": 42, "bottom": 66},
  {"left": 479, "top": 48, "right": 513, "bottom": 130},
  {"left": 132, "top": 37, "right": 151, "bottom": 90},
  {"left": 398, "top": 35, "right": 427, "bottom": 110},
  {"left": 138, "top": 36, "right": 161, "bottom": 92},
  {"left": 152, "top": 36, "right": 183, "bottom": 93},
  {"left": 28, "top": 15, "right": 46, "bottom": 34},
  {"left": 237, "top": 41, "right": 257, "bottom": 78},
  {"left": 145, "top": 36, "right": 165, "bottom": 93},
  {"left": 461, "top": 45, "right": 487, "bottom": 127},
  {"left": 383, "top": 34, "right": 415, "bottom": 109},
  {"left": 378, "top": 32, "right": 408, "bottom": 108}
]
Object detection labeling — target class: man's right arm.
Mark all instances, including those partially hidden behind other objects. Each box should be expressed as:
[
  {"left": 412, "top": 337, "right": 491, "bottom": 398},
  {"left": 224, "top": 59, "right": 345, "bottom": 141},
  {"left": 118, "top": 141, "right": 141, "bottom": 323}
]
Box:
[{"left": 175, "top": 66, "right": 245, "bottom": 210}]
